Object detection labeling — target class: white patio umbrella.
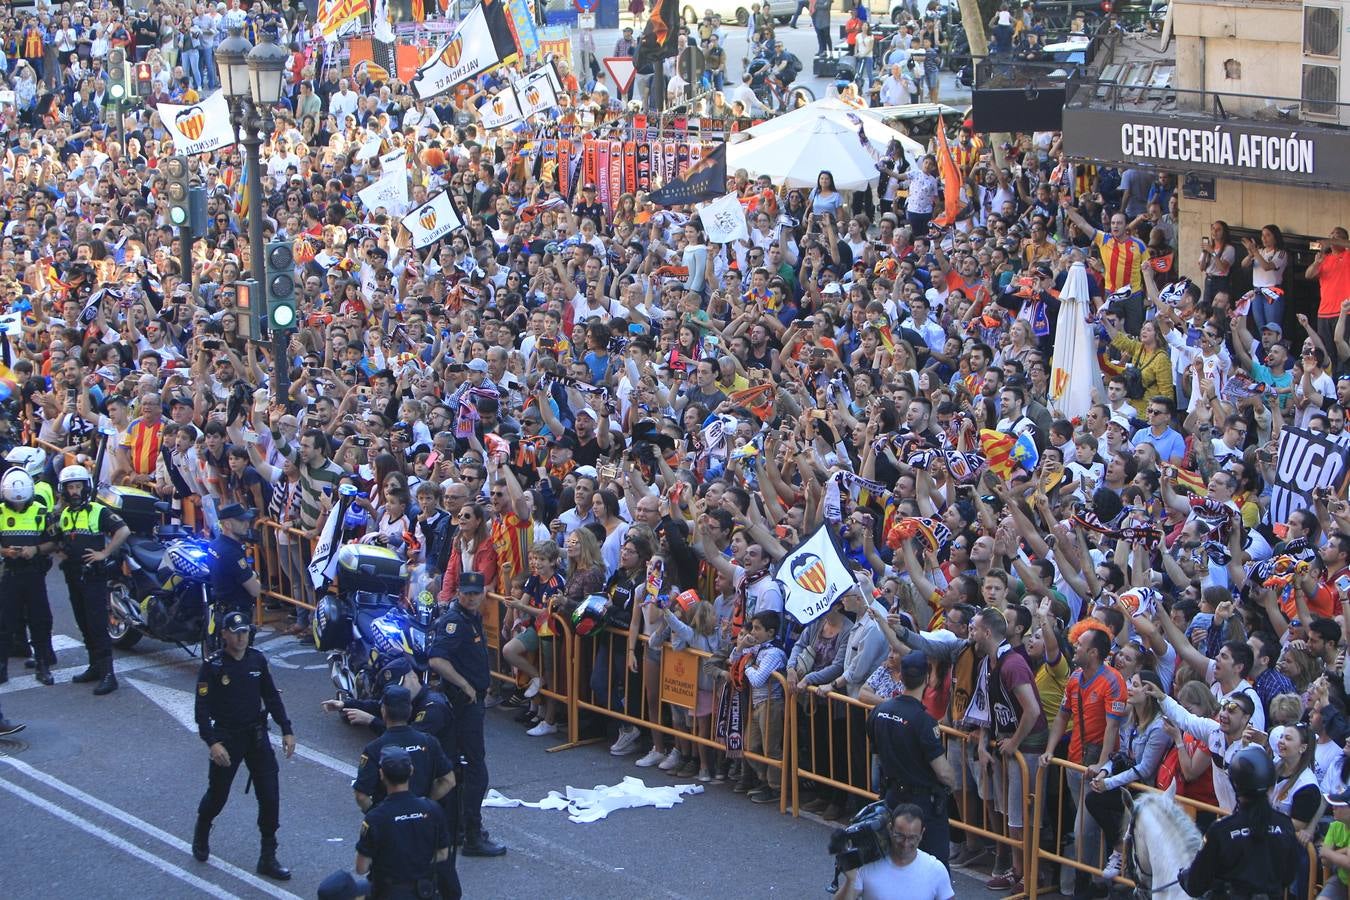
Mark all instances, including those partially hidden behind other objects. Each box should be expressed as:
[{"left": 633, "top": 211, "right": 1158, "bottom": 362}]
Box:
[
  {"left": 731, "top": 98, "right": 926, "bottom": 171},
  {"left": 726, "top": 117, "right": 882, "bottom": 191},
  {"left": 1049, "top": 262, "right": 1103, "bottom": 421}
]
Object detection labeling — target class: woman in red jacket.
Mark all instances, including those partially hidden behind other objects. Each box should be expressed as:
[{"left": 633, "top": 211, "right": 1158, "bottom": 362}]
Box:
[{"left": 439, "top": 502, "right": 500, "bottom": 602}]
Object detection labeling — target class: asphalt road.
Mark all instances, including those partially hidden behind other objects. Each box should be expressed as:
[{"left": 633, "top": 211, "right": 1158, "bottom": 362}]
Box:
[{"left": 0, "top": 574, "right": 992, "bottom": 899}]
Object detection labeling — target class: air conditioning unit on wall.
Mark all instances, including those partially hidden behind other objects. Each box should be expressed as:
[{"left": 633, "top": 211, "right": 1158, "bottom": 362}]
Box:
[{"left": 1302, "top": 1, "right": 1350, "bottom": 124}]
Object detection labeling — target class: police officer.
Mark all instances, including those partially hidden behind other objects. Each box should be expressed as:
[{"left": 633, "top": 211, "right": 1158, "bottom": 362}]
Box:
[
  {"left": 55, "top": 464, "right": 130, "bottom": 696},
  {"left": 866, "top": 650, "right": 958, "bottom": 867},
  {"left": 353, "top": 684, "right": 456, "bottom": 811},
  {"left": 355, "top": 747, "right": 451, "bottom": 899},
  {"left": 209, "top": 503, "right": 261, "bottom": 617},
  {"left": 426, "top": 571, "right": 506, "bottom": 858},
  {"left": 321, "top": 657, "right": 457, "bottom": 761},
  {"left": 192, "top": 610, "right": 296, "bottom": 881},
  {"left": 1, "top": 447, "right": 53, "bottom": 670},
  {"left": 0, "top": 467, "right": 57, "bottom": 686},
  {"left": 1181, "top": 746, "right": 1303, "bottom": 898}
]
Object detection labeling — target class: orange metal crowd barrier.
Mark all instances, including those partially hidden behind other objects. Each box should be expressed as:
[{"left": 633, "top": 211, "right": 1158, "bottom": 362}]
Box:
[
  {"left": 253, "top": 517, "right": 320, "bottom": 618},
  {"left": 1031, "top": 757, "right": 1323, "bottom": 900},
  {"left": 482, "top": 599, "right": 581, "bottom": 749},
  {"left": 571, "top": 626, "right": 794, "bottom": 814}
]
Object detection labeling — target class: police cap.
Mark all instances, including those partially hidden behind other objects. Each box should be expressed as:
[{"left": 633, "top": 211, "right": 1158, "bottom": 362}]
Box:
[
  {"left": 382, "top": 684, "right": 413, "bottom": 720},
  {"left": 317, "top": 870, "right": 373, "bottom": 900},
  {"left": 378, "top": 746, "right": 414, "bottom": 782},
  {"left": 457, "top": 571, "right": 486, "bottom": 593}
]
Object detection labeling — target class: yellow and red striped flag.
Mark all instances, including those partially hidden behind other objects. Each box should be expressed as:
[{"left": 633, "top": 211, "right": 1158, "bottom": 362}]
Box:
[
  {"left": 317, "top": 0, "right": 371, "bottom": 39},
  {"left": 980, "top": 428, "right": 1017, "bottom": 480}
]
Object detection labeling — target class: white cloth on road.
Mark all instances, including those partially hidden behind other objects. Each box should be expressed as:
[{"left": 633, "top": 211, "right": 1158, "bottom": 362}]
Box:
[{"left": 482, "top": 776, "right": 704, "bottom": 823}]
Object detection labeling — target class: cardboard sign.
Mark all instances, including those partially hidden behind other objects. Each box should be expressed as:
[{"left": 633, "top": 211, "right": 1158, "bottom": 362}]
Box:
[{"left": 660, "top": 647, "right": 699, "bottom": 711}]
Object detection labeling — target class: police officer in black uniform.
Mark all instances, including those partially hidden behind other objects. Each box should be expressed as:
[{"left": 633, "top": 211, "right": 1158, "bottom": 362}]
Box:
[
  {"left": 55, "top": 463, "right": 130, "bottom": 695},
  {"left": 353, "top": 685, "right": 456, "bottom": 811},
  {"left": 866, "top": 650, "right": 958, "bottom": 867},
  {"left": 355, "top": 747, "right": 451, "bottom": 899},
  {"left": 0, "top": 467, "right": 57, "bottom": 686},
  {"left": 426, "top": 571, "right": 506, "bottom": 858},
  {"left": 192, "top": 610, "right": 295, "bottom": 880},
  {"left": 1181, "top": 746, "right": 1303, "bottom": 899},
  {"left": 322, "top": 657, "right": 457, "bottom": 761},
  {"left": 209, "top": 504, "right": 262, "bottom": 617}
]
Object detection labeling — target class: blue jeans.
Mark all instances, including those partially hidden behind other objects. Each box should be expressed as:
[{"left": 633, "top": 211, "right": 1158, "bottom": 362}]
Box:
[
  {"left": 858, "top": 56, "right": 874, "bottom": 88},
  {"left": 1251, "top": 289, "right": 1285, "bottom": 332},
  {"left": 181, "top": 48, "right": 201, "bottom": 88},
  {"left": 199, "top": 45, "right": 217, "bottom": 89}
]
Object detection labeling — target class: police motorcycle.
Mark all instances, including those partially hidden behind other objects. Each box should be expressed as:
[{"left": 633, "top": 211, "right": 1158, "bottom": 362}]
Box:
[
  {"left": 313, "top": 543, "right": 436, "bottom": 704},
  {"left": 103, "top": 488, "right": 222, "bottom": 657}
]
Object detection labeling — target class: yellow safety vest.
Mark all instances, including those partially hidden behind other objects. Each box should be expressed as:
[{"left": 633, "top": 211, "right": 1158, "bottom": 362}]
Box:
[
  {"left": 0, "top": 498, "right": 48, "bottom": 547},
  {"left": 60, "top": 502, "right": 109, "bottom": 554}
]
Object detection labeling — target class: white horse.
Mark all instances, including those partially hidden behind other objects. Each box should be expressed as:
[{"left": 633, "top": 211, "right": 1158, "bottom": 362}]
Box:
[{"left": 1124, "top": 785, "right": 1204, "bottom": 900}]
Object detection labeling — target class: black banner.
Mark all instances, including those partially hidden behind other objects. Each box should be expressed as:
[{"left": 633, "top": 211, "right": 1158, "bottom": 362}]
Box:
[
  {"left": 648, "top": 143, "right": 725, "bottom": 207},
  {"left": 1268, "top": 425, "right": 1350, "bottom": 525}
]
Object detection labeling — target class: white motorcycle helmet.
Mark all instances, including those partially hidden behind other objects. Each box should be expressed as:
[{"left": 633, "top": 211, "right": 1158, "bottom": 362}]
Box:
[
  {"left": 5, "top": 446, "right": 46, "bottom": 480},
  {"left": 0, "top": 468, "right": 34, "bottom": 505},
  {"left": 58, "top": 464, "right": 94, "bottom": 508}
]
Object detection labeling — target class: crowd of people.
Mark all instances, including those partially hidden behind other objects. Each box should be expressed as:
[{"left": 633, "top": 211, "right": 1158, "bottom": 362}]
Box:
[{"left": 7, "top": 0, "right": 1350, "bottom": 898}]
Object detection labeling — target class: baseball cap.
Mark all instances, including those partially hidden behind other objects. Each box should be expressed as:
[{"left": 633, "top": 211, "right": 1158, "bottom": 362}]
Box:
[
  {"left": 573, "top": 465, "right": 599, "bottom": 479},
  {"left": 1108, "top": 414, "right": 1133, "bottom": 432},
  {"left": 1329, "top": 786, "right": 1350, "bottom": 807},
  {"left": 575, "top": 407, "right": 599, "bottom": 422},
  {"left": 458, "top": 571, "right": 486, "bottom": 593},
  {"left": 551, "top": 433, "right": 578, "bottom": 451},
  {"left": 1261, "top": 321, "right": 1283, "bottom": 335},
  {"left": 317, "top": 871, "right": 373, "bottom": 900},
  {"left": 466, "top": 358, "right": 489, "bottom": 373},
  {"left": 900, "top": 650, "right": 928, "bottom": 677},
  {"left": 222, "top": 610, "right": 251, "bottom": 633}
]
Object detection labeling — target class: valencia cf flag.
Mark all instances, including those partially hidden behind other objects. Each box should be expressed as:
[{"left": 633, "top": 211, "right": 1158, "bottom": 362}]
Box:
[{"left": 634, "top": 0, "right": 679, "bottom": 74}]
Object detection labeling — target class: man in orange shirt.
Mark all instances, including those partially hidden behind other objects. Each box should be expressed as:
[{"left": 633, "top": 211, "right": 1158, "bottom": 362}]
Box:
[
  {"left": 1306, "top": 227, "right": 1350, "bottom": 361},
  {"left": 1039, "top": 627, "right": 1125, "bottom": 900}
]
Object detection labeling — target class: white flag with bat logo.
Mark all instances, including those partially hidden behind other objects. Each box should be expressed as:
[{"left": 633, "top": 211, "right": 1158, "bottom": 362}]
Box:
[
  {"left": 400, "top": 190, "right": 465, "bottom": 249},
  {"left": 160, "top": 92, "right": 235, "bottom": 155},
  {"left": 697, "top": 191, "right": 748, "bottom": 244}
]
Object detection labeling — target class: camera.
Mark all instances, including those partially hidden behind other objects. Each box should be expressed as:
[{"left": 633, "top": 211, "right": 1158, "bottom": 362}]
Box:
[{"left": 827, "top": 800, "right": 892, "bottom": 873}]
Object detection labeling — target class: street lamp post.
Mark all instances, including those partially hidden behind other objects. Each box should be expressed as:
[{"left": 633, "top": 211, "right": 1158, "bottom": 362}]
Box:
[{"left": 214, "top": 26, "right": 290, "bottom": 404}]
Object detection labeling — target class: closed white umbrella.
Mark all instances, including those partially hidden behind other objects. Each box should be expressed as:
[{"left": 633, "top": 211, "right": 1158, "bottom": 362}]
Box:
[
  {"left": 726, "top": 117, "right": 881, "bottom": 191},
  {"left": 1049, "top": 262, "right": 1103, "bottom": 421},
  {"left": 732, "top": 98, "right": 926, "bottom": 171}
]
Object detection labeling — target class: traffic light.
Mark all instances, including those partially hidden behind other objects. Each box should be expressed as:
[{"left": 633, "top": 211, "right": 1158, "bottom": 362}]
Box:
[
  {"left": 107, "top": 47, "right": 128, "bottom": 105},
  {"left": 234, "top": 279, "right": 259, "bottom": 341},
  {"left": 135, "top": 62, "right": 153, "bottom": 98},
  {"left": 162, "top": 155, "right": 190, "bottom": 228},
  {"left": 264, "top": 240, "right": 297, "bottom": 333}
]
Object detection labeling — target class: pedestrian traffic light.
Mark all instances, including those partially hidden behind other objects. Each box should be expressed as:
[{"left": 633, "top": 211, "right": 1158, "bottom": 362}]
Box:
[
  {"left": 135, "top": 62, "right": 153, "bottom": 98},
  {"left": 234, "top": 279, "right": 259, "bottom": 341},
  {"left": 264, "top": 240, "right": 297, "bottom": 333},
  {"left": 162, "top": 155, "right": 191, "bottom": 227},
  {"left": 107, "top": 47, "right": 128, "bottom": 104}
]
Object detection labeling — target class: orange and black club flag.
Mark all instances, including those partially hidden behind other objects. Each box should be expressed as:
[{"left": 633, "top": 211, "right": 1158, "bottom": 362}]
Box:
[{"left": 634, "top": 0, "right": 679, "bottom": 72}]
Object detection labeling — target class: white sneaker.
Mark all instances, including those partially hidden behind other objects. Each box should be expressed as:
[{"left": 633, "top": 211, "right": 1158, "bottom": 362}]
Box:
[
  {"left": 526, "top": 721, "right": 558, "bottom": 737},
  {"left": 635, "top": 748, "right": 665, "bottom": 767},
  {"left": 658, "top": 748, "right": 682, "bottom": 771},
  {"left": 523, "top": 676, "right": 542, "bottom": 699},
  {"left": 1102, "top": 850, "right": 1123, "bottom": 880},
  {"left": 610, "top": 726, "right": 641, "bottom": 756}
]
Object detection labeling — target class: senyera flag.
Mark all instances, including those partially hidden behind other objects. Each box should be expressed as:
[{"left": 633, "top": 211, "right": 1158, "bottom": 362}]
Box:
[
  {"left": 401, "top": 190, "right": 465, "bottom": 249},
  {"left": 410, "top": 0, "right": 519, "bottom": 100},
  {"left": 772, "top": 523, "right": 857, "bottom": 627},
  {"left": 931, "top": 115, "right": 963, "bottom": 228},
  {"left": 160, "top": 92, "right": 235, "bottom": 155}
]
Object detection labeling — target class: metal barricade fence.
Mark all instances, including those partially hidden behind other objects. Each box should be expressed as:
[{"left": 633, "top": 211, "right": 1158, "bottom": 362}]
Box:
[
  {"left": 481, "top": 599, "right": 581, "bottom": 750},
  {"left": 572, "top": 625, "right": 793, "bottom": 814},
  {"left": 1030, "top": 757, "right": 1324, "bottom": 900},
  {"left": 792, "top": 687, "right": 877, "bottom": 807},
  {"left": 252, "top": 517, "right": 319, "bottom": 621},
  {"left": 940, "top": 726, "right": 1034, "bottom": 900}
]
